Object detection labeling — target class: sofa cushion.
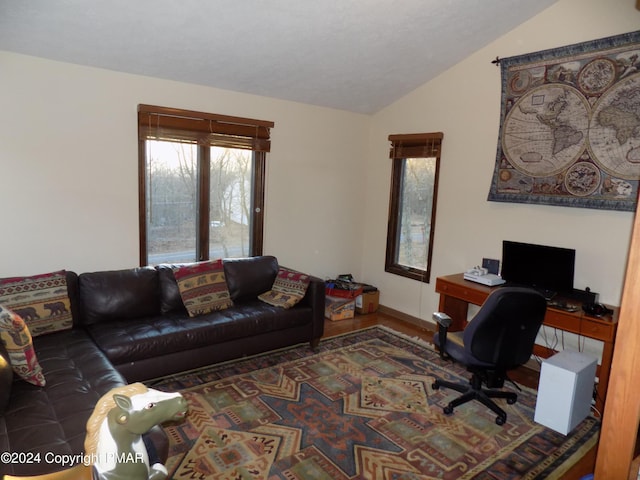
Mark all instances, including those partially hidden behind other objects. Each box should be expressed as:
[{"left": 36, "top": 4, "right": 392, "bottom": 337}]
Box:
[
  {"left": 259, "top": 267, "right": 310, "bottom": 309},
  {"left": 0, "top": 270, "right": 73, "bottom": 336},
  {"left": 0, "top": 304, "right": 45, "bottom": 386},
  {"left": 157, "top": 264, "right": 187, "bottom": 315},
  {"left": 78, "top": 267, "right": 160, "bottom": 325},
  {"left": 159, "top": 256, "right": 280, "bottom": 309},
  {"left": 86, "top": 301, "right": 313, "bottom": 368},
  {"left": 172, "top": 260, "right": 233, "bottom": 317},
  {"left": 223, "top": 256, "right": 279, "bottom": 301},
  {"left": 0, "top": 341, "right": 12, "bottom": 413}
]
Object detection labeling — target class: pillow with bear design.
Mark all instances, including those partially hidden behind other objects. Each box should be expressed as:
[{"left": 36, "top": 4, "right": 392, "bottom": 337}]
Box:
[{"left": 0, "top": 270, "right": 73, "bottom": 337}]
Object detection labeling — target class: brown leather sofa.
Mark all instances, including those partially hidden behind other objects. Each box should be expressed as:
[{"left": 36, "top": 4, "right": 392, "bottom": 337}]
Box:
[{"left": 0, "top": 255, "right": 324, "bottom": 476}]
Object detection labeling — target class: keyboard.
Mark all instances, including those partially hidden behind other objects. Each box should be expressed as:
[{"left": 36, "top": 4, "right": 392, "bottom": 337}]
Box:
[{"left": 547, "top": 299, "right": 580, "bottom": 312}]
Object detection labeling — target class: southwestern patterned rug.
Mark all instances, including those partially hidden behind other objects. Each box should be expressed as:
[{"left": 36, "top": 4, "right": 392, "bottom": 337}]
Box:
[{"left": 148, "top": 326, "right": 598, "bottom": 479}]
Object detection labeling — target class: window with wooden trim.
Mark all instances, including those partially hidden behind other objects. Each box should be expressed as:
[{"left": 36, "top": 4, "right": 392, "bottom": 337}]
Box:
[
  {"left": 137, "top": 104, "right": 274, "bottom": 265},
  {"left": 385, "top": 133, "right": 443, "bottom": 283}
]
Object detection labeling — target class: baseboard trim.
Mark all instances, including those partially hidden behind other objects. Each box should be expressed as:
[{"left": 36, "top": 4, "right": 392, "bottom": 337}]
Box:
[{"left": 378, "top": 304, "right": 437, "bottom": 331}]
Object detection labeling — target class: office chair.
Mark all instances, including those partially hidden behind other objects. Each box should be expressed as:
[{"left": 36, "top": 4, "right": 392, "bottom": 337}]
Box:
[{"left": 432, "top": 287, "right": 547, "bottom": 425}]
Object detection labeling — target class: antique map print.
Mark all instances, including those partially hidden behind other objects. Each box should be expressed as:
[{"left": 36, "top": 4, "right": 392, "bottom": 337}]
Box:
[{"left": 488, "top": 31, "right": 640, "bottom": 211}]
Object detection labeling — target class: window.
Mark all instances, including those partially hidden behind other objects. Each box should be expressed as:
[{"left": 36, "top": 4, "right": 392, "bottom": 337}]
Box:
[
  {"left": 385, "top": 133, "right": 443, "bottom": 283},
  {"left": 138, "top": 105, "right": 274, "bottom": 265}
]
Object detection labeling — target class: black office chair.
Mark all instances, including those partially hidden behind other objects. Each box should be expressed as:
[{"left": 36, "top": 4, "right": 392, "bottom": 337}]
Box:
[{"left": 432, "top": 287, "right": 547, "bottom": 425}]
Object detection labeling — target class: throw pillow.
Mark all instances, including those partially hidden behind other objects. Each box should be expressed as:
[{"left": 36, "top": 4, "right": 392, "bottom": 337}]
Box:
[
  {"left": 0, "top": 270, "right": 73, "bottom": 337},
  {"left": 258, "top": 267, "right": 310, "bottom": 309},
  {"left": 0, "top": 304, "right": 46, "bottom": 386},
  {"left": 172, "top": 260, "right": 233, "bottom": 317}
]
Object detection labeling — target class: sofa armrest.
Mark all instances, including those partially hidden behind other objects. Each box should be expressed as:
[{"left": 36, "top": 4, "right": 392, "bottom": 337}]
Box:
[{"left": 301, "top": 275, "right": 325, "bottom": 342}]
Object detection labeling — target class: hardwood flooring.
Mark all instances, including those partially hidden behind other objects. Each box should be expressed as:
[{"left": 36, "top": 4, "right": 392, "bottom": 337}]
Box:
[{"left": 322, "top": 310, "right": 596, "bottom": 479}]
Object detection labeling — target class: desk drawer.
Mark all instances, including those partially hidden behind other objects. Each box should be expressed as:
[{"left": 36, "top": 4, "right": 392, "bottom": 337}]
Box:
[
  {"left": 580, "top": 317, "right": 615, "bottom": 341},
  {"left": 436, "top": 279, "right": 489, "bottom": 306},
  {"left": 544, "top": 309, "right": 581, "bottom": 334},
  {"left": 544, "top": 309, "right": 614, "bottom": 341}
]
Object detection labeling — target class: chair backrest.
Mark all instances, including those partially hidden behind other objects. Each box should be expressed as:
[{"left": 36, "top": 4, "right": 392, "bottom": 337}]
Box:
[{"left": 463, "top": 287, "right": 547, "bottom": 369}]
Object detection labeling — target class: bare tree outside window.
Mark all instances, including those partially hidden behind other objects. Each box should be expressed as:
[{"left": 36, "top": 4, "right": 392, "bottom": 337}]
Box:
[
  {"left": 397, "top": 157, "right": 435, "bottom": 270},
  {"left": 209, "top": 147, "right": 253, "bottom": 259},
  {"left": 145, "top": 141, "right": 255, "bottom": 264}
]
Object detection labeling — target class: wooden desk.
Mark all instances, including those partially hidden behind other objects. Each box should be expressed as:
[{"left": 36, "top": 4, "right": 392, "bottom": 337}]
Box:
[{"left": 435, "top": 273, "right": 619, "bottom": 414}]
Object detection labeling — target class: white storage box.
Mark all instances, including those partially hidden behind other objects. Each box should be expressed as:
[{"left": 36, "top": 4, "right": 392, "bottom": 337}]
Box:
[{"left": 534, "top": 350, "right": 597, "bottom": 435}]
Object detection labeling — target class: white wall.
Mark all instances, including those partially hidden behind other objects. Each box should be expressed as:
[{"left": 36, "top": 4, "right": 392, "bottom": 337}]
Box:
[
  {"left": 1, "top": 0, "right": 639, "bottom": 329},
  {"left": 0, "top": 52, "right": 368, "bottom": 279},
  {"left": 362, "top": 0, "right": 640, "bottom": 328}
]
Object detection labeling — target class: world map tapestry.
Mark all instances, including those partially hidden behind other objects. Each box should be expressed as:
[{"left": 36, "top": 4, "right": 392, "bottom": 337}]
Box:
[{"left": 488, "top": 30, "right": 640, "bottom": 211}]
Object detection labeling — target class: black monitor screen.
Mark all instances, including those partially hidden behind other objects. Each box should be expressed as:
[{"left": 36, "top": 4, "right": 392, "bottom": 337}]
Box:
[{"left": 501, "top": 241, "right": 575, "bottom": 294}]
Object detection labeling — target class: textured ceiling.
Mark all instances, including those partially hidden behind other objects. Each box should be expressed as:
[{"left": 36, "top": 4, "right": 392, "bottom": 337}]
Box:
[{"left": 0, "top": 0, "right": 559, "bottom": 114}]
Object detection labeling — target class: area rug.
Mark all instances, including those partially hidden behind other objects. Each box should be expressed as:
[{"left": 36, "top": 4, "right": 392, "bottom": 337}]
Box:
[{"left": 148, "top": 326, "right": 599, "bottom": 479}]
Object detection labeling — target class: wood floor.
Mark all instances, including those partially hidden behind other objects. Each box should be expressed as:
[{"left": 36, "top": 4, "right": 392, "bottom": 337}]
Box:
[{"left": 322, "top": 310, "right": 597, "bottom": 479}]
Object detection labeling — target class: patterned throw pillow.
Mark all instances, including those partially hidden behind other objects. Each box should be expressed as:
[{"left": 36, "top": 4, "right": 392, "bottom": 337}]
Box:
[
  {"left": 0, "top": 304, "right": 46, "bottom": 386},
  {"left": 258, "top": 267, "right": 310, "bottom": 309},
  {"left": 172, "top": 260, "right": 233, "bottom": 317},
  {"left": 0, "top": 270, "right": 73, "bottom": 337}
]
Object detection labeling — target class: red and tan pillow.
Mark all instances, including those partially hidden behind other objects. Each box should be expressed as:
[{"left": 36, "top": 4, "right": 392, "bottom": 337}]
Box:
[
  {"left": 258, "top": 267, "right": 310, "bottom": 309},
  {"left": 0, "top": 270, "right": 73, "bottom": 337},
  {"left": 172, "top": 260, "right": 233, "bottom": 317},
  {"left": 0, "top": 304, "right": 46, "bottom": 386}
]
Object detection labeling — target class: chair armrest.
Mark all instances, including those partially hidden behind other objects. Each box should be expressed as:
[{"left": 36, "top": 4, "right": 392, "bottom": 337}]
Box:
[
  {"left": 433, "top": 312, "right": 452, "bottom": 328},
  {"left": 433, "top": 312, "right": 452, "bottom": 360}
]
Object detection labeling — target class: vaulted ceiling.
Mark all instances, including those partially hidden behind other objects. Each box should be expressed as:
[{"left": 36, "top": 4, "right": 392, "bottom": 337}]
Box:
[{"left": 0, "top": 0, "right": 560, "bottom": 114}]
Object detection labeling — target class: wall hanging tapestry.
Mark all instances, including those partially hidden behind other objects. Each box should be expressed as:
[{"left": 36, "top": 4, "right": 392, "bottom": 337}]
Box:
[
  {"left": 488, "top": 30, "right": 640, "bottom": 211},
  {"left": 149, "top": 326, "right": 599, "bottom": 479}
]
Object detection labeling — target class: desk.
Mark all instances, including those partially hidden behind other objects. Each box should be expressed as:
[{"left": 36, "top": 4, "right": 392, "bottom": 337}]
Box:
[{"left": 435, "top": 273, "right": 619, "bottom": 414}]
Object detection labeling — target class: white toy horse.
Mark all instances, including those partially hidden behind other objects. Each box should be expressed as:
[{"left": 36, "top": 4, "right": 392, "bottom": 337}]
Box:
[{"left": 84, "top": 383, "right": 187, "bottom": 480}]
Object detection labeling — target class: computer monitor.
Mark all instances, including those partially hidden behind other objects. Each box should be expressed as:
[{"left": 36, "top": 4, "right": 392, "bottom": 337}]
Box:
[{"left": 501, "top": 241, "right": 575, "bottom": 295}]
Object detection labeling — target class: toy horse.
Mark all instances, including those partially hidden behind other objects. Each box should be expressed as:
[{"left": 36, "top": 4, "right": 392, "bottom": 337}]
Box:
[
  {"left": 3, "top": 384, "right": 187, "bottom": 480},
  {"left": 85, "top": 383, "right": 188, "bottom": 480}
]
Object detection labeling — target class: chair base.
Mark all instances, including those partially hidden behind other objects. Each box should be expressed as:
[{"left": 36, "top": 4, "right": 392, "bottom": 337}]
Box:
[{"left": 432, "top": 377, "right": 517, "bottom": 425}]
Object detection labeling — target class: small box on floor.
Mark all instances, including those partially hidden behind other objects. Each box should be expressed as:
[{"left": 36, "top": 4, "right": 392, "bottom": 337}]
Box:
[
  {"left": 356, "top": 290, "right": 379, "bottom": 314},
  {"left": 325, "top": 295, "right": 356, "bottom": 321},
  {"left": 325, "top": 280, "right": 363, "bottom": 299}
]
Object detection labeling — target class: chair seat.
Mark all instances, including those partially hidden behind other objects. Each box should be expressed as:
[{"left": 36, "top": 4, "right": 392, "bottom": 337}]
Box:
[{"left": 433, "top": 331, "right": 496, "bottom": 369}]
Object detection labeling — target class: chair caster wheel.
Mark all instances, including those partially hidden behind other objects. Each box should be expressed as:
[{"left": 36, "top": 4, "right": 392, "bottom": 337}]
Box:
[
  {"left": 432, "top": 381, "right": 440, "bottom": 390},
  {"left": 443, "top": 405, "right": 453, "bottom": 415},
  {"left": 496, "top": 415, "right": 506, "bottom": 425},
  {"left": 507, "top": 397, "right": 516, "bottom": 405}
]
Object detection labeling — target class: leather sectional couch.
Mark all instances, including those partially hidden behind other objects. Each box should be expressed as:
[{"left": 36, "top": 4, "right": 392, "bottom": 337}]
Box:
[{"left": 0, "top": 255, "right": 324, "bottom": 476}]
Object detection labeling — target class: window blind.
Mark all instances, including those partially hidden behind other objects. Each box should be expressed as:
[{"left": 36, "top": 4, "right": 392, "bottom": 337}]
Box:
[
  {"left": 138, "top": 104, "right": 274, "bottom": 152},
  {"left": 389, "top": 132, "right": 443, "bottom": 159}
]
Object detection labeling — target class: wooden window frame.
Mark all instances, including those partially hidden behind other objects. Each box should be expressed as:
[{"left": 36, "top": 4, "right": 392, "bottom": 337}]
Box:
[
  {"left": 385, "top": 132, "right": 443, "bottom": 283},
  {"left": 137, "top": 104, "right": 273, "bottom": 266}
]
